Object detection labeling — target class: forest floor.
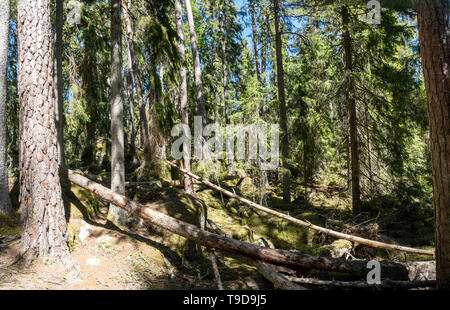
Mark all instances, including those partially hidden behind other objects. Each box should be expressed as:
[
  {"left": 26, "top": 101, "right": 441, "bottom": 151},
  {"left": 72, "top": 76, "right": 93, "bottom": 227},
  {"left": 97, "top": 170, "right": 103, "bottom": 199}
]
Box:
[{"left": 0, "top": 169, "right": 436, "bottom": 290}]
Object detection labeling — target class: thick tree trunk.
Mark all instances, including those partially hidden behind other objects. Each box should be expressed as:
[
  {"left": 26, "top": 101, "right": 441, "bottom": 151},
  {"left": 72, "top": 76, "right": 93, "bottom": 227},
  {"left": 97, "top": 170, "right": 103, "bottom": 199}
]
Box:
[
  {"left": 416, "top": 0, "right": 450, "bottom": 290},
  {"left": 341, "top": 5, "right": 361, "bottom": 215},
  {"left": 272, "top": 0, "right": 290, "bottom": 202},
  {"left": 53, "top": 0, "right": 65, "bottom": 169},
  {"left": 107, "top": 0, "right": 127, "bottom": 227},
  {"left": 67, "top": 169, "right": 409, "bottom": 280},
  {"left": 175, "top": 0, "right": 194, "bottom": 194},
  {"left": 17, "top": 0, "right": 72, "bottom": 265},
  {"left": 184, "top": 0, "right": 206, "bottom": 131},
  {"left": 122, "top": 1, "right": 151, "bottom": 155},
  {"left": 0, "top": 0, "right": 12, "bottom": 217}
]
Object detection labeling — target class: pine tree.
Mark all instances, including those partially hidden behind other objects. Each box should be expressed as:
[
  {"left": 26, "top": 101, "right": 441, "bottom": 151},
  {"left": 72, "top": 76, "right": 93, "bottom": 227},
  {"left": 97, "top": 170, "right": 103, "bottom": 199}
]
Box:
[{"left": 17, "top": 0, "right": 73, "bottom": 266}]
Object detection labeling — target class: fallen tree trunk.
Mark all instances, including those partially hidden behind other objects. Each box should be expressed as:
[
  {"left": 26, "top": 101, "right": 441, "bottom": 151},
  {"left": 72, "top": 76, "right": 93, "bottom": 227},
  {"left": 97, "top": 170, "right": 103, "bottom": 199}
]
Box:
[
  {"left": 285, "top": 276, "right": 436, "bottom": 289},
  {"left": 253, "top": 260, "right": 307, "bottom": 290},
  {"left": 67, "top": 170, "right": 408, "bottom": 280},
  {"left": 207, "top": 219, "right": 305, "bottom": 290},
  {"left": 164, "top": 160, "right": 434, "bottom": 257}
]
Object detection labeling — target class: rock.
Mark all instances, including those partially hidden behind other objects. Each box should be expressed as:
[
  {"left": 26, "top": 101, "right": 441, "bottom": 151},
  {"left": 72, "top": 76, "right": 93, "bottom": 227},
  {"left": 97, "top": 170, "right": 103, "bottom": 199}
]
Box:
[{"left": 78, "top": 220, "right": 93, "bottom": 243}]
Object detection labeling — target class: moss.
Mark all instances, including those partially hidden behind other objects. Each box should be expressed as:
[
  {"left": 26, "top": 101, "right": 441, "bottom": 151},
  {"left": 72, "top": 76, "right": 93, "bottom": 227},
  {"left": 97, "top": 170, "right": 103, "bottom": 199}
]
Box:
[
  {"left": 135, "top": 240, "right": 167, "bottom": 268},
  {"left": 64, "top": 184, "right": 102, "bottom": 221},
  {"left": 0, "top": 213, "right": 20, "bottom": 236},
  {"left": 66, "top": 223, "right": 79, "bottom": 252}
]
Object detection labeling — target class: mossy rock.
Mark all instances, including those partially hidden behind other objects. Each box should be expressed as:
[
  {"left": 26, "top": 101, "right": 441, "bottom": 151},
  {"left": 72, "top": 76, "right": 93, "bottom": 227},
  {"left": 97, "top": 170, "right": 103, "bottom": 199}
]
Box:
[{"left": 325, "top": 239, "right": 353, "bottom": 258}]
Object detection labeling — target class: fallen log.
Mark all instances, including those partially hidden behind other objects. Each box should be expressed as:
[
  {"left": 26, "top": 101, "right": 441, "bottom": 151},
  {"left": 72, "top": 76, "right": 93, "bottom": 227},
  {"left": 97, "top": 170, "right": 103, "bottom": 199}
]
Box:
[
  {"left": 285, "top": 276, "right": 436, "bottom": 289},
  {"left": 252, "top": 260, "right": 307, "bottom": 290},
  {"left": 67, "top": 170, "right": 408, "bottom": 280},
  {"left": 164, "top": 160, "right": 434, "bottom": 257},
  {"left": 207, "top": 219, "right": 305, "bottom": 290}
]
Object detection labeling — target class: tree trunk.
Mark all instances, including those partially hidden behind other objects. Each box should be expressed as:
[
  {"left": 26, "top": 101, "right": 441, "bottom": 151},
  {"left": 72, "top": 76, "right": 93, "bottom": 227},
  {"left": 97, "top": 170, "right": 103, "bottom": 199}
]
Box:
[
  {"left": 184, "top": 0, "right": 206, "bottom": 132},
  {"left": 416, "top": 0, "right": 450, "bottom": 290},
  {"left": 250, "top": 0, "right": 262, "bottom": 88},
  {"left": 175, "top": 0, "right": 194, "bottom": 194},
  {"left": 341, "top": 5, "right": 360, "bottom": 215},
  {"left": 17, "top": 0, "right": 72, "bottom": 265},
  {"left": 53, "top": 0, "right": 65, "bottom": 169},
  {"left": 273, "top": 0, "right": 290, "bottom": 202},
  {"left": 80, "top": 24, "right": 99, "bottom": 166},
  {"left": 221, "top": 20, "right": 230, "bottom": 126},
  {"left": 125, "top": 62, "right": 136, "bottom": 151},
  {"left": 0, "top": 0, "right": 12, "bottom": 217},
  {"left": 122, "top": 1, "right": 150, "bottom": 155},
  {"left": 107, "top": 0, "right": 127, "bottom": 227}
]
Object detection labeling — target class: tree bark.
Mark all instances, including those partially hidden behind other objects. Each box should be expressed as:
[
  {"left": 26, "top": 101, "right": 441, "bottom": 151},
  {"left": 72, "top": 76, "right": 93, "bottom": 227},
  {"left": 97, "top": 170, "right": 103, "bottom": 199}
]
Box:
[
  {"left": 184, "top": 0, "right": 206, "bottom": 132},
  {"left": 415, "top": 0, "right": 450, "bottom": 290},
  {"left": 53, "top": 0, "right": 65, "bottom": 170},
  {"left": 107, "top": 0, "right": 127, "bottom": 227},
  {"left": 0, "top": 0, "right": 12, "bottom": 217},
  {"left": 341, "top": 5, "right": 361, "bottom": 215},
  {"left": 272, "top": 0, "right": 290, "bottom": 202},
  {"left": 67, "top": 169, "right": 409, "bottom": 280},
  {"left": 17, "top": 0, "right": 72, "bottom": 265},
  {"left": 175, "top": 0, "right": 194, "bottom": 194}
]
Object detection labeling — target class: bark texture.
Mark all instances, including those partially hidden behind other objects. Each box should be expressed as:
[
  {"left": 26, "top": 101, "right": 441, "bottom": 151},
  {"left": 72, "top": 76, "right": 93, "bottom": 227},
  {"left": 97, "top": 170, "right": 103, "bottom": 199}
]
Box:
[
  {"left": 53, "top": 0, "right": 65, "bottom": 169},
  {"left": 416, "top": 0, "right": 450, "bottom": 290},
  {"left": 17, "top": 0, "right": 71, "bottom": 263},
  {"left": 0, "top": 0, "right": 12, "bottom": 217},
  {"left": 107, "top": 0, "right": 127, "bottom": 227}
]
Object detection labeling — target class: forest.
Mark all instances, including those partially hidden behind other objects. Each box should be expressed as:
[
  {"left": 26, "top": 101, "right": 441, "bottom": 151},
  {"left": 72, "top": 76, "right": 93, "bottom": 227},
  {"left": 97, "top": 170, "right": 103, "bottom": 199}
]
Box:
[{"left": 0, "top": 0, "right": 448, "bottom": 291}]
